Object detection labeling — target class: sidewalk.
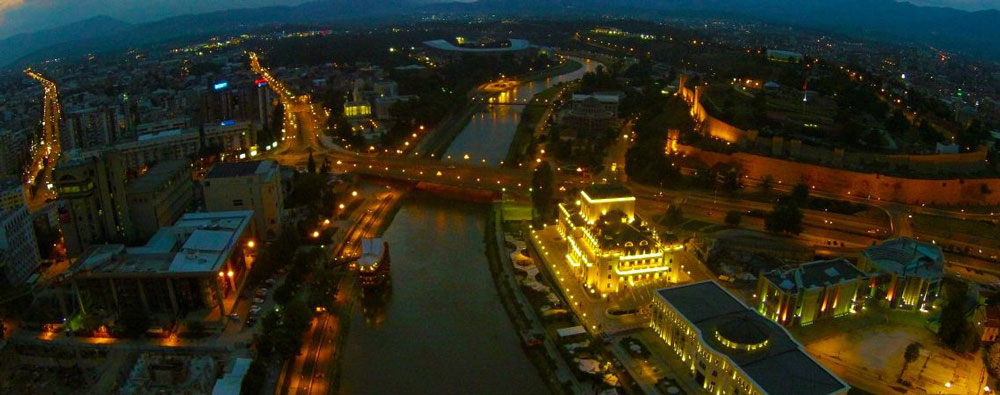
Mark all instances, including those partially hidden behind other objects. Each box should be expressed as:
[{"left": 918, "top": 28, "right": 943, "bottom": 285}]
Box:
[{"left": 491, "top": 208, "right": 586, "bottom": 394}]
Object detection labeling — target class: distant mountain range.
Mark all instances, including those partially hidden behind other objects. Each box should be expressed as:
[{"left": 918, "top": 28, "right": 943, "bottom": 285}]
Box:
[{"left": 1, "top": 0, "right": 998, "bottom": 68}]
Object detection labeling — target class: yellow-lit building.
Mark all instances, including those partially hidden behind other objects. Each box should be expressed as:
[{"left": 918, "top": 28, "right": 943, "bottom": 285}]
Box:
[
  {"left": 344, "top": 101, "right": 372, "bottom": 118},
  {"left": 755, "top": 258, "right": 867, "bottom": 327},
  {"left": 651, "top": 281, "right": 850, "bottom": 395},
  {"left": 556, "top": 184, "right": 678, "bottom": 296},
  {"left": 858, "top": 237, "right": 944, "bottom": 310}
]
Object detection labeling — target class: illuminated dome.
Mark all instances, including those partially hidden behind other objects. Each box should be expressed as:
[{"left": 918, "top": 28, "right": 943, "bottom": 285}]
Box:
[{"left": 714, "top": 315, "right": 771, "bottom": 351}]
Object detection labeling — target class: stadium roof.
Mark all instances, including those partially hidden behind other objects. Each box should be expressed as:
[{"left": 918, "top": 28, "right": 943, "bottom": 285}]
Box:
[{"left": 423, "top": 39, "right": 530, "bottom": 53}]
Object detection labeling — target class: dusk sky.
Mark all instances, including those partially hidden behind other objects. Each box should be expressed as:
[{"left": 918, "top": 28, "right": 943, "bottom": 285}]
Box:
[{"left": 0, "top": 0, "right": 998, "bottom": 39}]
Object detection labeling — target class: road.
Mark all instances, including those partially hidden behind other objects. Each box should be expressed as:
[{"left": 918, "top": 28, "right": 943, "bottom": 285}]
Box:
[
  {"left": 282, "top": 186, "right": 402, "bottom": 395},
  {"left": 23, "top": 68, "right": 62, "bottom": 209}
]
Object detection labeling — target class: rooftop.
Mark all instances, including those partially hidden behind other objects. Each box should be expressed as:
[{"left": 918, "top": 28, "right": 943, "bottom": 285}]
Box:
[
  {"left": 656, "top": 281, "right": 848, "bottom": 395},
  {"left": 205, "top": 160, "right": 272, "bottom": 179},
  {"left": 581, "top": 183, "right": 634, "bottom": 201},
  {"left": 765, "top": 258, "right": 866, "bottom": 293},
  {"left": 424, "top": 39, "right": 530, "bottom": 53},
  {"left": 862, "top": 238, "right": 944, "bottom": 279},
  {"left": 127, "top": 159, "right": 190, "bottom": 195},
  {"left": 66, "top": 211, "right": 254, "bottom": 278},
  {"left": 358, "top": 238, "right": 386, "bottom": 267}
]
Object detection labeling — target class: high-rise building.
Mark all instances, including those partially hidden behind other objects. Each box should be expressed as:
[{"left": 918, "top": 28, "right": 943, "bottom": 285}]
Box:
[
  {"left": 127, "top": 160, "right": 195, "bottom": 241},
  {"left": 202, "top": 160, "right": 283, "bottom": 240},
  {"left": 63, "top": 106, "right": 120, "bottom": 151},
  {"left": 0, "top": 128, "right": 31, "bottom": 178},
  {"left": 54, "top": 150, "right": 133, "bottom": 256},
  {"left": 0, "top": 177, "right": 42, "bottom": 285}
]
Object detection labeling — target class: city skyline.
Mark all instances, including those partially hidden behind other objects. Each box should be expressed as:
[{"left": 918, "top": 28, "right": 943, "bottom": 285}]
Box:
[{"left": 0, "top": 9, "right": 998, "bottom": 395}]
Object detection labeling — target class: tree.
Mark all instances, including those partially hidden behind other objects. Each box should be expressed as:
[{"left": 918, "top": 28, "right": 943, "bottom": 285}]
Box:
[
  {"left": 938, "top": 279, "right": 978, "bottom": 353},
  {"left": 987, "top": 342, "right": 1000, "bottom": 377},
  {"left": 900, "top": 342, "right": 922, "bottom": 379},
  {"left": 531, "top": 162, "right": 555, "bottom": 222},
  {"left": 790, "top": 183, "right": 810, "bottom": 206},
  {"left": 721, "top": 169, "right": 742, "bottom": 194},
  {"left": 765, "top": 200, "right": 804, "bottom": 235},
  {"left": 664, "top": 205, "right": 684, "bottom": 226},
  {"left": 725, "top": 210, "right": 743, "bottom": 227},
  {"left": 240, "top": 359, "right": 268, "bottom": 395},
  {"left": 760, "top": 175, "right": 774, "bottom": 193},
  {"left": 307, "top": 151, "right": 316, "bottom": 174}
]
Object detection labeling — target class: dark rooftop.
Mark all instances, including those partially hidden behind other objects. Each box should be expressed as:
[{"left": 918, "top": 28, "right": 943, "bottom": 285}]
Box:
[
  {"left": 582, "top": 183, "right": 633, "bottom": 200},
  {"left": 765, "top": 258, "right": 866, "bottom": 293},
  {"left": 128, "top": 160, "right": 190, "bottom": 195},
  {"left": 657, "top": 281, "right": 848, "bottom": 395},
  {"left": 593, "top": 211, "right": 654, "bottom": 250},
  {"left": 204, "top": 161, "right": 265, "bottom": 179}
]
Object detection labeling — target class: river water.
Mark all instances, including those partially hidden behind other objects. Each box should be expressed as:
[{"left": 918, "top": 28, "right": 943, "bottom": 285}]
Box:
[
  {"left": 339, "top": 58, "right": 600, "bottom": 394},
  {"left": 444, "top": 58, "right": 603, "bottom": 164}
]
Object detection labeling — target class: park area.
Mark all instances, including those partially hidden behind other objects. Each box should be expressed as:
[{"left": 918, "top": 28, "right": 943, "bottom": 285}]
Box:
[{"left": 791, "top": 309, "right": 989, "bottom": 395}]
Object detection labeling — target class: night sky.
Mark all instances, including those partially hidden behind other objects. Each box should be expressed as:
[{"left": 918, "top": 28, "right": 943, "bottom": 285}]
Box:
[{"left": 0, "top": 0, "right": 998, "bottom": 39}]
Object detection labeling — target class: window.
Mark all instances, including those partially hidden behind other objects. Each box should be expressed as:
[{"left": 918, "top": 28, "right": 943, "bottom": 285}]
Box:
[{"left": 233, "top": 199, "right": 244, "bottom": 207}]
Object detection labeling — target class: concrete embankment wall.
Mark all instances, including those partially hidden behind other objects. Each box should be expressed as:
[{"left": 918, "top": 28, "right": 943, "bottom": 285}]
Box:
[
  {"left": 413, "top": 181, "right": 500, "bottom": 203},
  {"left": 675, "top": 144, "right": 1000, "bottom": 206}
]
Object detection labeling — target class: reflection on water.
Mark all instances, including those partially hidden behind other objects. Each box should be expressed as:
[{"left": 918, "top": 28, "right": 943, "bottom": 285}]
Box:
[
  {"left": 359, "top": 284, "right": 391, "bottom": 328},
  {"left": 445, "top": 58, "right": 602, "bottom": 164},
  {"left": 338, "top": 195, "right": 547, "bottom": 395}
]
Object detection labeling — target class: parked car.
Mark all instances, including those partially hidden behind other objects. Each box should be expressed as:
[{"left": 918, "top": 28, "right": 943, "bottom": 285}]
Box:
[
  {"left": 255, "top": 288, "right": 269, "bottom": 297},
  {"left": 252, "top": 297, "right": 265, "bottom": 305}
]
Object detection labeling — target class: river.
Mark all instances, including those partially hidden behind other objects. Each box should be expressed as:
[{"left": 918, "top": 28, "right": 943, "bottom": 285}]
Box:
[
  {"left": 337, "top": 196, "right": 547, "bottom": 394},
  {"left": 339, "top": 58, "right": 600, "bottom": 394},
  {"left": 444, "top": 58, "right": 603, "bottom": 164}
]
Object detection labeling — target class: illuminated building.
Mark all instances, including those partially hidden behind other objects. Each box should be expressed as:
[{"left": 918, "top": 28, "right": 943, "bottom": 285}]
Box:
[
  {"left": 58, "top": 211, "right": 256, "bottom": 322},
  {"left": 358, "top": 238, "right": 390, "bottom": 288},
  {"left": 202, "top": 160, "right": 283, "bottom": 240},
  {"left": 344, "top": 101, "right": 372, "bottom": 118},
  {"left": 755, "top": 258, "right": 867, "bottom": 327},
  {"left": 556, "top": 184, "right": 678, "bottom": 295},
  {"left": 0, "top": 177, "right": 41, "bottom": 286},
  {"left": 858, "top": 237, "right": 944, "bottom": 310},
  {"left": 651, "top": 281, "right": 850, "bottom": 395}
]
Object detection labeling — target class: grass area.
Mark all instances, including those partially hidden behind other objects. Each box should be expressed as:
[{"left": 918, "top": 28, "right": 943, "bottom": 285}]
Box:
[
  {"left": 912, "top": 213, "right": 1000, "bottom": 243},
  {"left": 518, "top": 59, "right": 583, "bottom": 83},
  {"left": 504, "top": 81, "right": 576, "bottom": 164}
]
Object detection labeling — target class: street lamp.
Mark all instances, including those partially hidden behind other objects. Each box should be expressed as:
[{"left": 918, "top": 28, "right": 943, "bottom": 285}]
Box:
[{"left": 247, "top": 240, "right": 255, "bottom": 248}]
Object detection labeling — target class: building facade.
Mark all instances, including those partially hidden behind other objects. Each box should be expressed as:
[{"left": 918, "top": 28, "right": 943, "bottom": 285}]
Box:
[
  {"left": 755, "top": 258, "right": 867, "bottom": 326},
  {"left": 858, "top": 237, "right": 944, "bottom": 310},
  {"left": 651, "top": 281, "right": 850, "bottom": 395},
  {"left": 0, "top": 178, "right": 41, "bottom": 285},
  {"left": 127, "top": 160, "right": 195, "bottom": 241},
  {"left": 54, "top": 151, "right": 133, "bottom": 256},
  {"left": 202, "top": 160, "right": 283, "bottom": 240},
  {"left": 556, "top": 184, "right": 678, "bottom": 296},
  {"left": 59, "top": 211, "right": 257, "bottom": 322}
]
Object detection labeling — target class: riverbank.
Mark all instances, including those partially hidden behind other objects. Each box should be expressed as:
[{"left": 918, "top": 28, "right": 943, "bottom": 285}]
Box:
[
  {"left": 503, "top": 81, "right": 577, "bottom": 165},
  {"left": 517, "top": 59, "right": 583, "bottom": 84},
  {"left": 485, "top": 205, "right": 587, "bottom": 395}
]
